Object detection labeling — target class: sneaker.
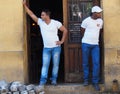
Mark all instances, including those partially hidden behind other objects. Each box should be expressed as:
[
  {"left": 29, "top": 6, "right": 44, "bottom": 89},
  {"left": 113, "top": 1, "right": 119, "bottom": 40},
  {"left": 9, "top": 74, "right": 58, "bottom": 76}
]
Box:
[
  {"left": 34, "top": 85, "right": 45, "bottom": 93},
  {"left": 92, "top": 84, "right": 100, "bottom": 91},
  {"left": 51, "top": 81, "right": 57, "bottom": 86},
  {"left": 39, "top": 91, "right": 45, "bottom": 94},
  {"left": 83, "top": 81, "right": 89, "bottom": 86}
]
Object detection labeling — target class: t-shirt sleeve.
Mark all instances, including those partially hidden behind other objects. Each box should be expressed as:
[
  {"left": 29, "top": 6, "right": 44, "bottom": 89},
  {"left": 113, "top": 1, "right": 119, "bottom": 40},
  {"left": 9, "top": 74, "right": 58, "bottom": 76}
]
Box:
[
  {"left": 81, "top": 19, "right": 88, "bottom": 29},
  {"left": 55, "top": 20, "right": 62, "bottom": 29},
  {"left": 100, "top": 19, "right": 103, "bottom": 29},
  {"left": 37, "top": 18, "right": 42, "bottom": 26}
]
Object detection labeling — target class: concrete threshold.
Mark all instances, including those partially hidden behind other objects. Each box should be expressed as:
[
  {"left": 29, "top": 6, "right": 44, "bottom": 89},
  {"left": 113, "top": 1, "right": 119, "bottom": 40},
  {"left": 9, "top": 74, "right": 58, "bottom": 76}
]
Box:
[{"left": 44, "top": 83, "right": 104, "bottom": 94}]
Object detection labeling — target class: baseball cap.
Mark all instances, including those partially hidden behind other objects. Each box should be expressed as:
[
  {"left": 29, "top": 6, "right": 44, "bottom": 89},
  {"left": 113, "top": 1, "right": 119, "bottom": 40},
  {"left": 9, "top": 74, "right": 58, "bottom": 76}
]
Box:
[{"left": 91, "top": 6, "right": 102, "bottom": 13}]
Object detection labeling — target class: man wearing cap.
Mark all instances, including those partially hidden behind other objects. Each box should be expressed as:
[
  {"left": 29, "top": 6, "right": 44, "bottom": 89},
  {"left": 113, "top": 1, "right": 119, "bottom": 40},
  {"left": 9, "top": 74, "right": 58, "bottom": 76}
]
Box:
[{"left": 81, "top": 6, "right": 103, "bottom": 91}]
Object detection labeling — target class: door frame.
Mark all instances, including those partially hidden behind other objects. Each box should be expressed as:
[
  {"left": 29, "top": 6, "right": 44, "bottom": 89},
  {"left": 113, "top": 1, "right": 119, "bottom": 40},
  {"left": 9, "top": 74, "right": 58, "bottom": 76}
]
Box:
[
  {"left": 23, "top": 0, "right": 104, "bottom": 83},
  {"left": 23, "top": 0, "right": 30, "bottom": 83},
  {"left": 63, "top": 0, "right": 69, "bottom": 82},
  {"left": 24, "top": 0, "right": 65, "bottom": 83}
]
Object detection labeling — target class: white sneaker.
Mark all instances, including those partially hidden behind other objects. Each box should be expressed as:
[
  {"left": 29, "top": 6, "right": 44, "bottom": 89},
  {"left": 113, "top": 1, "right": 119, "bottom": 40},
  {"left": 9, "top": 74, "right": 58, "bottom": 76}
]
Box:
[
  {"left": 39, "top": 91, "right": 45, "bottom": 94},
  {"left": 34, "top": 85, "right": 45, "bottom": 93}
]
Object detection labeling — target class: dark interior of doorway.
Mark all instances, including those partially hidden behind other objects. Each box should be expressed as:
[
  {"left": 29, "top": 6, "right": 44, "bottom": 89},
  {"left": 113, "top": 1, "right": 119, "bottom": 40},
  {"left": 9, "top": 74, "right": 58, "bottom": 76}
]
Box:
[{"left": 28, "top": 0, "right": 64, "bottom": 84}]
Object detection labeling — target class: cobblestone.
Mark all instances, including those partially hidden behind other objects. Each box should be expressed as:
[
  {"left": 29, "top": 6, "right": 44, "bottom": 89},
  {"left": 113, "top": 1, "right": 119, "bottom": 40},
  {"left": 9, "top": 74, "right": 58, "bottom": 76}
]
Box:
[{"left": 0, "top": 80, "right": 45, "bottom": 94}]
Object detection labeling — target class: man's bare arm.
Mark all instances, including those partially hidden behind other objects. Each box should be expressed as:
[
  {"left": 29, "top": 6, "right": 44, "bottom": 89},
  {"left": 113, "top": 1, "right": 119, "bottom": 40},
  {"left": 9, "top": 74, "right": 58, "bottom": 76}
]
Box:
[
  {"left": 80, "top": 27, "right": 85, "bottom": 37},
  {"left": 56, "top": 26, "right": 68, "bottom": 45},
  {"left": 23, "top": 0, "right": 38, "bottom": 23}
]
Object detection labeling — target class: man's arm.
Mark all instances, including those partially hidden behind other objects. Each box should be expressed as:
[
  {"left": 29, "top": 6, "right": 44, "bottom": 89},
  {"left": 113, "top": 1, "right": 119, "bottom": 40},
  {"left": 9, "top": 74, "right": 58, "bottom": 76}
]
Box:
[
  {"left": 56, "top": 26, "right": 68, "bottom": 45},
  {"left": 80, "top": 27, "right": 85, "bottom": 37},
  {"left": 23, "top": 0, "right": 38, "bottom": 23}
]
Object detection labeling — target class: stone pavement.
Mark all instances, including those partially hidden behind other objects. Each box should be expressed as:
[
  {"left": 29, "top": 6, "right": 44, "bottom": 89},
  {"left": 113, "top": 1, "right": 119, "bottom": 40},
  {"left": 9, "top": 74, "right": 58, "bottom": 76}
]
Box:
[
  {"left": 44, "top": 84, "right": 103, "bottom": 94},
  {"left": 40, "top": 84, "right": 120, "bottom": 94},
  {"left": 0, "top": 80, "right": 120, "bottom": 94}
]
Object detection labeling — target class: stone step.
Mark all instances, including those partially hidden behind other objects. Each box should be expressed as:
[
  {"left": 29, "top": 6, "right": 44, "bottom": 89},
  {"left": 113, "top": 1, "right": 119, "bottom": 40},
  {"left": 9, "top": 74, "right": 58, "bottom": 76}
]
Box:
[{"left": 44, "top": 84, "right": 104, "bottom": 94}]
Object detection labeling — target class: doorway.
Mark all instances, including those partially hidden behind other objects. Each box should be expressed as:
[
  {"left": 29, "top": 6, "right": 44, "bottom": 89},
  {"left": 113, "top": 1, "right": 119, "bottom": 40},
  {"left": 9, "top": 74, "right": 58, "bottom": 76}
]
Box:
[
  {"left": 28, "top": 0, "right": 64, "bottom": 84},
  {"left": 64, "top": 0, "right": 104, "bottom": 83},
  {"left": 27, "top": 0, "right": 104, "bottom": 84}
]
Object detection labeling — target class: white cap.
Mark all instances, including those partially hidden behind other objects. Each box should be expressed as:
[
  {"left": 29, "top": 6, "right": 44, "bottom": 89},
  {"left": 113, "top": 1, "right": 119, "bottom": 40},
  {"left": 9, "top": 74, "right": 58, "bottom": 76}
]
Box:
[{"left": 91, "top": 6, "right": 102, "bottom": 13}]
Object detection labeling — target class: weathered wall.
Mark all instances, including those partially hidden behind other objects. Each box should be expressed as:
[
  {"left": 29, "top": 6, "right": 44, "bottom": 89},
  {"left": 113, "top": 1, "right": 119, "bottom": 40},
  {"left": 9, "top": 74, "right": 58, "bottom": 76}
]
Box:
[
  {"left": 0, "top": 0, "right": 26, "bottom": 82},
  {"left": 0, "top": 0, "right": 120, "bottom": 87},
  {"left": 102, "top": 0, "right": 120, "bottom": 89}
]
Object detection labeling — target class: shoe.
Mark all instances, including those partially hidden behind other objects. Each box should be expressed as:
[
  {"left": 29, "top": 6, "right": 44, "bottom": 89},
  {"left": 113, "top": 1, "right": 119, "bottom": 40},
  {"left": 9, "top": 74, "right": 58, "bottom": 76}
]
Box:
[
  {"left": 92, "top": 84, "right": 100, "bottom": 91},
  {"left": 36, "top": 85, "right": 45, "bottom": 92},
  {"left": 40, "top": 81, "right": 46, "bottom": 86},
  {"left": 51, "top": 81, "right": 57, "bottom": 86},
  {"left": 83, "top": 81, "right": 89, "bottom": 86}
]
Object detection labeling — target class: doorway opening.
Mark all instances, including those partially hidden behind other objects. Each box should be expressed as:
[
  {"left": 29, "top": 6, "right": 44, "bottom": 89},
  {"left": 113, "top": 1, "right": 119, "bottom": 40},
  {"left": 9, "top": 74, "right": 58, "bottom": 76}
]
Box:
[{"left": 28, "top": 0, "right": 64, "bottom": 84}]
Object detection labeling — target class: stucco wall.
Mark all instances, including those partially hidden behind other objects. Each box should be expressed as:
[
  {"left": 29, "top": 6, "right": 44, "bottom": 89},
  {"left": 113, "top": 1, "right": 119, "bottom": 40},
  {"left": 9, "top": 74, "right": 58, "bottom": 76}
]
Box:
[
  {"left": 102, "top": 0, "right": 120, "bottom": 89},
  {"left": 0, "top": 0, "right": 25, "bottom": 82},
  {"left": 0, "top": 0, "right": 120, "bottom": 87}
]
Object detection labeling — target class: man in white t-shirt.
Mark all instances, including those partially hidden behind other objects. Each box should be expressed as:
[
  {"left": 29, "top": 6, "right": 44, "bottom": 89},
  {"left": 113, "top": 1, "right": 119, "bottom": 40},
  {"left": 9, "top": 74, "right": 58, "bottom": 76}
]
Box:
[
  {"left": 81, "top": 6, "right": 103, "bottom": 91},
  {"left": 23, "top": 0, "right": 67, "bottom": 86}
]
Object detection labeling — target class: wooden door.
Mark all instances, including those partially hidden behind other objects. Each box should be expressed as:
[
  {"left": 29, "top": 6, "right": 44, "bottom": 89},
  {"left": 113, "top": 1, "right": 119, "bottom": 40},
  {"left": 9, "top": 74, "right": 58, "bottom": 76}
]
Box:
[{"left": 63, "top": 0, "right": 101, "bottom": 83}]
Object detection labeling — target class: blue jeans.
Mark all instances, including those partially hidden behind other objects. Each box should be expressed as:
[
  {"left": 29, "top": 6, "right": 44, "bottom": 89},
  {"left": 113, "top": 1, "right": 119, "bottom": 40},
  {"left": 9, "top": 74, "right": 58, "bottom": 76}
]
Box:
[
  {"left": 82, "top": 43, "right": 100, "bottom": 84},
  {"left": 40, "top": 46, "right": 61, "bottom": 85}
]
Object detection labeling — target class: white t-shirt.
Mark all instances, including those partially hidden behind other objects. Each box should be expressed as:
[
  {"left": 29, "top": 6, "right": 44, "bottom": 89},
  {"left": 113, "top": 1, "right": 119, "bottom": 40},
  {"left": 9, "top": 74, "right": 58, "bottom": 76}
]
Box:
[
  {"left": 38, "top": 18, "right": 62, "bottom": 48},
  {"left": 81, "top": 17, "right": 103, "bottom": 45}
]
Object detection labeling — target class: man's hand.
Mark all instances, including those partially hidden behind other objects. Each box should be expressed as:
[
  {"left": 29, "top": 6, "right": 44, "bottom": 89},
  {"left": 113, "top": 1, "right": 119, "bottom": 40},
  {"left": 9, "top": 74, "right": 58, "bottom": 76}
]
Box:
[
  {"left": 23, "top": 0, "right": 26, "bottom": 6},
  {"left": 22, "top": 0, "right": 38, "bottom": 23},
  {"left": 56, "top": 41, "right": 63, "bottom": 45}
]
